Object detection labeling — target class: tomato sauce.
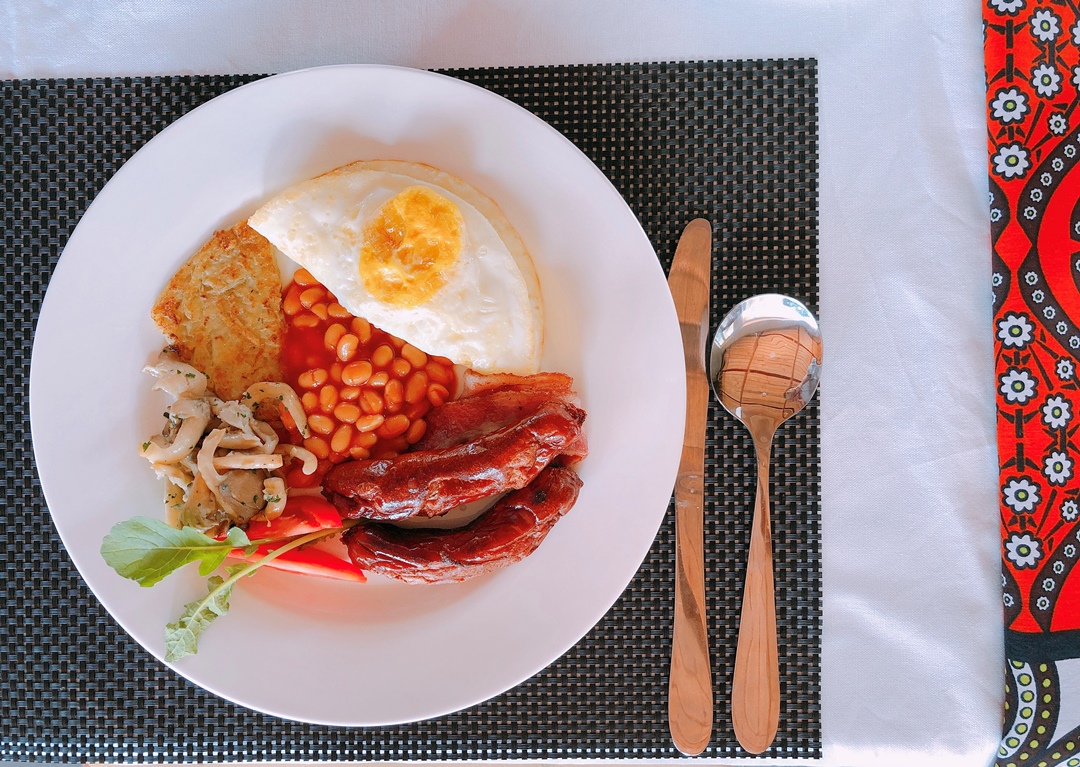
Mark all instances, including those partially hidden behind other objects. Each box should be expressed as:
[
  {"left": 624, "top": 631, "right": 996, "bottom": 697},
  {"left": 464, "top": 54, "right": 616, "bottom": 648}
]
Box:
[{"left": 278, "top": 270, "right": 456, "bottom": 487}]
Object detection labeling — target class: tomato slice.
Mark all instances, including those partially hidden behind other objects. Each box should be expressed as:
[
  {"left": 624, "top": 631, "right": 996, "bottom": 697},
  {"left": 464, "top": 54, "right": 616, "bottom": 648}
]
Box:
[
  {"left": 230, "top": 543, "right": 366, "bottom": 582},
  {"left": 227, "top": 495, "right": 365, "bottom": 581},
  {"left": 244, "top": 494, "right": 343, "bottom": 540}
]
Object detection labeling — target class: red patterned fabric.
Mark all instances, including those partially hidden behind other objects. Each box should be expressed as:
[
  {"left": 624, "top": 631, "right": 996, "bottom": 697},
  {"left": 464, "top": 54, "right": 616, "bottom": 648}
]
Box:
[
  {"left": 987, "top": 0, "right": 1080, "bottom": 644},
  {"left": 986, "top": 1, "right": 1080, "bottom": 763}
]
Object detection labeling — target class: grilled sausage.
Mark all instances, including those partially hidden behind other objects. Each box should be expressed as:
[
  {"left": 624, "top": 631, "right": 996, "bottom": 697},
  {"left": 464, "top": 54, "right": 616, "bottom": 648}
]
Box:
[
  {"left": 344, "top": 465, "right": 583, "bottom": 583},
  {"left": 324, "top": 401, "right": 586, "bottom": 521}
]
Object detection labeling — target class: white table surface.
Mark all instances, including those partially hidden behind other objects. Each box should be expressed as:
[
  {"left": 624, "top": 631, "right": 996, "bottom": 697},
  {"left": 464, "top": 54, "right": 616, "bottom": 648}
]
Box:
[{"left": 2, "top": 2, "right": 1004, "bottom": 766}]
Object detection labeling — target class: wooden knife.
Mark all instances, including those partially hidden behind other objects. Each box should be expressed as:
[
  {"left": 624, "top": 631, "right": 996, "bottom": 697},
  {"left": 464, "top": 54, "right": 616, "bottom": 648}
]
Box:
[{"left": 666, "top": 218, "right": 713, "bottom": 756}]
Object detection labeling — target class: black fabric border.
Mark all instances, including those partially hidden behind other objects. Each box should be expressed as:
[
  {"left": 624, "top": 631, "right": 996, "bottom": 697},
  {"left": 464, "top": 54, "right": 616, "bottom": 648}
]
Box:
[{"left": 1007, "top": 629, "right": 1080, "bottom": 662}]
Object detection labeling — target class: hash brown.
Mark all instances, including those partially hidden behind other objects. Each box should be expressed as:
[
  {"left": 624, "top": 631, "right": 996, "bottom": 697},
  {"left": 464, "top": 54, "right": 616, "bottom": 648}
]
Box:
[{"left": 151, "top": 220, "right": 285, "bottom": 400}]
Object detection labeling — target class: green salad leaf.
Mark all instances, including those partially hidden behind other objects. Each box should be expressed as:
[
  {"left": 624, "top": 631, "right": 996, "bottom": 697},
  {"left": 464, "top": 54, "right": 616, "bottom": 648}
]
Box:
[
  {"left": 165, "top": 565, "right": 246, "bottom": 661},
  {"left": 100, "top": 517, "right": 252, "bottom": 587}
]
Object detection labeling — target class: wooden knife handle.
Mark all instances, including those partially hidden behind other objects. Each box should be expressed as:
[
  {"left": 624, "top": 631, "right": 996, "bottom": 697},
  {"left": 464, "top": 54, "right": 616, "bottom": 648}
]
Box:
[{"left": 668, "top": 372, "right": 713, "bottom": 755}]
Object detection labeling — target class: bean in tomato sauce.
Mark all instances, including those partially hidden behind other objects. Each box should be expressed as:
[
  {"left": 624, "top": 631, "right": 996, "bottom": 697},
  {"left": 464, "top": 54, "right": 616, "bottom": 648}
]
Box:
[{"left": 280, "top": 268, "right": 456, "bottom": 486}]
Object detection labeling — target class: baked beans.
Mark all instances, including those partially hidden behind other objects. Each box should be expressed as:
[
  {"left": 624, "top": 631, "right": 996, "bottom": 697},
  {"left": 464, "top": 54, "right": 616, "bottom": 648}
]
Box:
[
  {"left": 281, "top": 272, "right": 456, "bottom": 482},
  {"left": 324, "top": 323, "right": 347, "bottom": 350},
  {"left": 293, "top": 268, "right": 320, "bottom": 287},
  {"left": 342, "top": 361, "right": 372, "bottom": 386}
]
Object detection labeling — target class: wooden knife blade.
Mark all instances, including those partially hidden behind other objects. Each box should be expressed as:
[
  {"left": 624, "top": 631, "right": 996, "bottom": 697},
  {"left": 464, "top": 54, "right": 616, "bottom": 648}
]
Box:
[{"left": 666, "top": 217, "right": 714, "bottom": 756}]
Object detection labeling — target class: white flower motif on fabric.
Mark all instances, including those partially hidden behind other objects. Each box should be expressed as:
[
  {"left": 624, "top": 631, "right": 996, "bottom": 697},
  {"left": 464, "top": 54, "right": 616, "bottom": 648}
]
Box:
[
  {"left": 1066, "top": 543, "right": 1077, "bottom": 558},
  {"left": 1053, "top": 157, "right": 1065, "bottom": 171},
  {"left": 1045, "top": 305, "right": 1057, "bottom": 320},
  {"left": 1045, "top": 451, "right": 1073, "bottom": 485},
  {"left": 1057, "top": 358, "right": 1075, "bottom": 380},
  {"left": 989, "top": 0, "right": 1023, "bottom": 14},
  {"left": 1031, "top": 188, "right": 1044, "bottom": 202},
  {"left": 1026, "top": 271, "right": 1040, "bottom": 285},
  {"left": 991, "top": 208, "right": 1003, "bottom": 222},
  {"left": 1036, "top": 595, "right": 1051, "bottom": 611},
  {"left": 1071, "top": 336, "right": 1080, "bottom": 349},
  {"left": 1058, "top": 321, "right": 1069, "bottom": 335},
  {"left": 1034, "top": 63, "right": 1062, "bottom": 97},
  {"left": 1004, "top": 477, "right": 1041, "bottom": 512},
  {"left": 1043, "top": 395, "right": 1072, "bottom": 428},
  {"left": 1006, "top": 532, "right": 1043, "bottom": 568},
  {"left": 1055, "top": 561, "right": 1066, "bottom": 574},
  {"left": 999, "top": 313, "right": 1034, "bottom": 347},
  {"left": 994, "top": 144, "right": 1031, "bottom": 179},
  {"left": 1001, "top": 368, "right": 1038, "bottom": 404},
  {"left": 990, "top": 0, "right": 1025, "bottom": 15},
  {"left": 1068, "top": 144, "right": 1078, "bottom": 158},
  {"left": 1033, "top": 289, "right": 1045, "bottom": 302},
  {"left": 1063, "top": 499, "right": 1080, "bottom": 521},
  {"left": 1004, "top": 592, "right": 1016, "bottom": 607},
  {"left": 1024, "top": 206, "right": 1038, "bottom": 219},
  {"left": 992, "top": 87, "right": 1030, "bottom": 123},
  {"left": 1049, "top": 112, "right": 1069, "bottom": 135},
  {"left": 1043, "top": 577, "right": 1057, "bottom": 592},
  {"left": 1032, "top": 9, "right": 1061, "bottom": 40}
]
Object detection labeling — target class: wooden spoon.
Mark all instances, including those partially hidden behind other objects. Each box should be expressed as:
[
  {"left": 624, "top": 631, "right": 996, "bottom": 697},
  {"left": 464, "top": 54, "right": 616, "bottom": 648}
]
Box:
[{"left": 708, "top": 294, "right": 822, "bottom": 754}]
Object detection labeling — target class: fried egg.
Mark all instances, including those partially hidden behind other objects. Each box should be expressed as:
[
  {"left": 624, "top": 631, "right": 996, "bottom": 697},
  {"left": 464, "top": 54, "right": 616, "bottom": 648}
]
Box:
[{"left": 249, "top": 160, "right": 542, "bottom": 375}]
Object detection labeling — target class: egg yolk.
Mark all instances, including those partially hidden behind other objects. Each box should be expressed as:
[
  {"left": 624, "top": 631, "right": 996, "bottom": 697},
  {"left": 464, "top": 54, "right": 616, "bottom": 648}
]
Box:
[{"left": 359, "top": 186, "right": 463, "bottom": 308}]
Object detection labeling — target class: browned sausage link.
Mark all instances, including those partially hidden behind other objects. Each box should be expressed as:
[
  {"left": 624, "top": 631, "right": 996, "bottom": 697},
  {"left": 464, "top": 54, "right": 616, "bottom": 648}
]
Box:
[
  {"left": 416, "top": 370, "right": 578, "bottom": 452},
  {"left": 324, "top": 401, "right": 586, "bottom": 521},
  {"left": 344, "top": 465, "right": 584, "bottom": 583},
  {"left": 415, "top": 386, "right": 570, "bottom": 452}
]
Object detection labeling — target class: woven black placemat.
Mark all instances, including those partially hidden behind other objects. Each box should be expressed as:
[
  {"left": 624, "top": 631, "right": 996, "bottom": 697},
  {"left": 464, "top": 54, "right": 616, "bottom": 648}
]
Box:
[{"left": 2, "top": 60, "right": 819, "bottom": 762}]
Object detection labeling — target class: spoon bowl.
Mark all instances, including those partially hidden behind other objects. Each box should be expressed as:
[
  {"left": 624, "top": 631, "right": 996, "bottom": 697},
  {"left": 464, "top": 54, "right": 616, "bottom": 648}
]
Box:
[
  {"left": 708, "top": 294, "right": 821, "bottom": 754},
  {"left": 710, "top": 294, "right": 822, "bottom": 430}
]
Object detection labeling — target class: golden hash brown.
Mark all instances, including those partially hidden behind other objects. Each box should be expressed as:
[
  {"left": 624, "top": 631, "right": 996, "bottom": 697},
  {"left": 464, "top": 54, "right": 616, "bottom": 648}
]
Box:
[{"left": 151, "top": 221, "right": 285, "bottom": 400}]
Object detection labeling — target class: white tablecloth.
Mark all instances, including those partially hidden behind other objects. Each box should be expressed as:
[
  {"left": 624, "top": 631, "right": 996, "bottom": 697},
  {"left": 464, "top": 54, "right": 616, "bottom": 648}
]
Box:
[{"left": 1, "top": 2, "right": 1004, "bottom": 765}]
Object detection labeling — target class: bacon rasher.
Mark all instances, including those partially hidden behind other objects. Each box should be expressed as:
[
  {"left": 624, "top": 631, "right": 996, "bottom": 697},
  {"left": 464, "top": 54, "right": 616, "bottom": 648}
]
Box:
[{"left": 415, "top": 369, "right": 587, "bottom": 460}]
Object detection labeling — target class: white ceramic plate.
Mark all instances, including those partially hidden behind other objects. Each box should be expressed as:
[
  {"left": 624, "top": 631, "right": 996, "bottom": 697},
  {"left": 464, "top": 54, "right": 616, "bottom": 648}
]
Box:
[{"left": 29, "top": 65, "right": 684, "bottom": 726}]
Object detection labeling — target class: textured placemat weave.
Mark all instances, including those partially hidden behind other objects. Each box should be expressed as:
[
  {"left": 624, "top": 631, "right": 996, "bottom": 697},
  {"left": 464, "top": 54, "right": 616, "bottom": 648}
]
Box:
[{"left": 2, "top": 60, "right": 819, "bottom": 762}]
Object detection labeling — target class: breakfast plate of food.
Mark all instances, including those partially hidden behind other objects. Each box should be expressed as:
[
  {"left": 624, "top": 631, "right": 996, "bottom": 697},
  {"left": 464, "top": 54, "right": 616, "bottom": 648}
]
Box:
[{"left": 29, "top": 64, "right": 685, "bottom": 726}]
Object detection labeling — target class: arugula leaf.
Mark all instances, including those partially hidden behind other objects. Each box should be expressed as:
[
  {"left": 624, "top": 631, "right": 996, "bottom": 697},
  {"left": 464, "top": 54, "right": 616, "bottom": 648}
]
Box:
[
  {"left": 100, "top": 517, "right": 251, "bottom": 587},
  {"left": 165, "top": 564, "right": 247, "bottom": 661}
]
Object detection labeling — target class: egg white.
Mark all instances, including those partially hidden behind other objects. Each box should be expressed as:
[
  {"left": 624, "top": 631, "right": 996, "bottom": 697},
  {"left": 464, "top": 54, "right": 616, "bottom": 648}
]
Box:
[{"left": 249, "top": 161, "right": 542, "bottom": 375}]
